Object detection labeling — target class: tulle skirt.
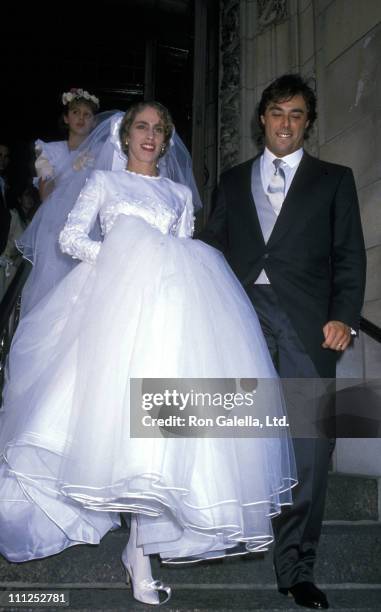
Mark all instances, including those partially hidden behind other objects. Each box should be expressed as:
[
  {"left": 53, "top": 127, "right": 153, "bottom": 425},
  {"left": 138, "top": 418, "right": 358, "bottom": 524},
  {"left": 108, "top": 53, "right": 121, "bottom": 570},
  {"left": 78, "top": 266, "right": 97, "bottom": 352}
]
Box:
[{"left": 0, "top": 215, "right": 297, "bottom": 563}]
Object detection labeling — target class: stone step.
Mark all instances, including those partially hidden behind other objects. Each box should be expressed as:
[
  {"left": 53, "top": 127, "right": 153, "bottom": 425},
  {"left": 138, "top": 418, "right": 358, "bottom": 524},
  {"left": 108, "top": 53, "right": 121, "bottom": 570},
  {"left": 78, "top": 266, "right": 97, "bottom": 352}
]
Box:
[
  {"left": 1, "top": 585, "right": 381, "bottom": 611},
  {"left": 325, "top": 472, "right": 379, "bottom": 521},
  {"left": 1, "top": 522, "right": 380, "bottom": 587}
]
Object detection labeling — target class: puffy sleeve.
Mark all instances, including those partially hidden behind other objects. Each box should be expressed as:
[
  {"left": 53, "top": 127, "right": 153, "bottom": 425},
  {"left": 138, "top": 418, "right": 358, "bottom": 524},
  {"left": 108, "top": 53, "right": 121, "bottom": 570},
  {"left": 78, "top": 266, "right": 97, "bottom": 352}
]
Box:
[
  {"left": 59, "top": 171, "right": 104, "bottom": 264},
  {"left": 176, "top": 186, "right": 195, "bottom": 238}
]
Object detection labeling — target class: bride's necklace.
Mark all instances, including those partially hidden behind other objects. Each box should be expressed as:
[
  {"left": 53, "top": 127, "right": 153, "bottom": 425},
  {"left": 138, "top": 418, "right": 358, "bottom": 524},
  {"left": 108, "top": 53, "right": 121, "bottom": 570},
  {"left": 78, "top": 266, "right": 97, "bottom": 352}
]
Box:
[{"left": 125, "top": 168, "right": 161, "bottom": 179}]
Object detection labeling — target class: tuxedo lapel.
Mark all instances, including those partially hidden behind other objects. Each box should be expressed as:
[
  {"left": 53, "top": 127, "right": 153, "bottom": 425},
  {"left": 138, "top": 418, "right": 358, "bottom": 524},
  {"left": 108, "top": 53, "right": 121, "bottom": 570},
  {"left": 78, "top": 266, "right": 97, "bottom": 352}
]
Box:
[{"left": 234, "top": 158, "right": 266, "bottom": 248}]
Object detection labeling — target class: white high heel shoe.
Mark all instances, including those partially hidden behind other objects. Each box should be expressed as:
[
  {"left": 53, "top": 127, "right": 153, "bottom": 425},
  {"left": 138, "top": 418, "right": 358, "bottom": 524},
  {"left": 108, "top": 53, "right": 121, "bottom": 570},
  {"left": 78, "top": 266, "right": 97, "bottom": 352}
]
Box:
[
  {"left": 122, "top": 514, "right": 171, "bottom": 606},
  {"left": 122, "top": 554, "right": 172, "bottom": 605}
]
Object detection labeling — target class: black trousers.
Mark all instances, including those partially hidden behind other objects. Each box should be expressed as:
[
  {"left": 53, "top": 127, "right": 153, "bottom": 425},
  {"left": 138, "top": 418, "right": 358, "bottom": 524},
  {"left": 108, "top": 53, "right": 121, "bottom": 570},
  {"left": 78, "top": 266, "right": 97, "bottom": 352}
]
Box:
[{"left": 246, "top": 284, "right": 331, "bottom": 588}]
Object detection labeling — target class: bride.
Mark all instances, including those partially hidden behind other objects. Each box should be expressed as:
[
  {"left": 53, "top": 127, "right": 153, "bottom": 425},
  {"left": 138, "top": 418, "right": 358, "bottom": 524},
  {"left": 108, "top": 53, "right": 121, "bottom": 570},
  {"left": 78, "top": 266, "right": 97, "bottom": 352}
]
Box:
[{"left": 0, "top": 102, "right": 297, "bottom": 605}]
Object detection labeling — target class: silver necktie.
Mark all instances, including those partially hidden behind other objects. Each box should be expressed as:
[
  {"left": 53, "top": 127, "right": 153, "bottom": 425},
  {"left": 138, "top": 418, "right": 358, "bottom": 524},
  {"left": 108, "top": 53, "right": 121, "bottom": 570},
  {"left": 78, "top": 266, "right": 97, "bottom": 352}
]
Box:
[{"left": 267, "top": 158, "right": 286, "bottom": 216}]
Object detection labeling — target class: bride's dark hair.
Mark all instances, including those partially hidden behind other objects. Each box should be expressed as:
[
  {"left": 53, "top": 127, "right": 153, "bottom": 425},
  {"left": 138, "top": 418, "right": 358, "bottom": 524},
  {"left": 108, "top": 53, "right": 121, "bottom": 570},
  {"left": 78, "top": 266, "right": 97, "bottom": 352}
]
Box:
[{"left": 119, "top": 101, "right": 174, "bottom": 158}]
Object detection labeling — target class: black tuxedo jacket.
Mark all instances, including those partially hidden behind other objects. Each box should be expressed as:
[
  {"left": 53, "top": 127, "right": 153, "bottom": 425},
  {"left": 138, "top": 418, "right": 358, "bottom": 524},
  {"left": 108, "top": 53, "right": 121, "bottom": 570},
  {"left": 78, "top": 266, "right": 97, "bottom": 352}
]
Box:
[{"left": 200, "top": 152, "right": 366, "bottom": 377}]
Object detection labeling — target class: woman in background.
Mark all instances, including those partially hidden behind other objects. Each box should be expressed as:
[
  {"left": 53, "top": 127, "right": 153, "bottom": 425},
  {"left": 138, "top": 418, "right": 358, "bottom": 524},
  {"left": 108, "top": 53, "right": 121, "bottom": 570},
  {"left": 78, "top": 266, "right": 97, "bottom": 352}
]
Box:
[{"left": 17, "top": 88, "right": 116, "bottom": 315}]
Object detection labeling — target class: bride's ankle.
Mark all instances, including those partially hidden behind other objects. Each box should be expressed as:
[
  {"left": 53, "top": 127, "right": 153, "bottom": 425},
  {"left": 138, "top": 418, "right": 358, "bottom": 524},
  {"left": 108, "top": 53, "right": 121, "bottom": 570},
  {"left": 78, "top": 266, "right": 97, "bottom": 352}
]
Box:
[{"left": 122, "top": 518, "right": 154, "bottom": 583}]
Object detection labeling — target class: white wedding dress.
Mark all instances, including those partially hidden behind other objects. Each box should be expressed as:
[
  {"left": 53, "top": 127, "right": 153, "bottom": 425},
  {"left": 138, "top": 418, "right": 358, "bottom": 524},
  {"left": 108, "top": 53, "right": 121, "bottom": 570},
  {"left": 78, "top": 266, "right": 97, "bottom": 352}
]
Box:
[{"left": 0, "top": 169, "right": 296, "bottom": 563}]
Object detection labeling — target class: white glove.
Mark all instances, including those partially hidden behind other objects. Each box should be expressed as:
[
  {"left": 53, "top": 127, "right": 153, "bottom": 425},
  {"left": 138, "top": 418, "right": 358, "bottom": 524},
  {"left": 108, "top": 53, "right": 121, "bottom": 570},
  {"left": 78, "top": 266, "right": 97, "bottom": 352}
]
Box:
[{"left": 35, "top": 148, "right": 54, "bottom": 181}]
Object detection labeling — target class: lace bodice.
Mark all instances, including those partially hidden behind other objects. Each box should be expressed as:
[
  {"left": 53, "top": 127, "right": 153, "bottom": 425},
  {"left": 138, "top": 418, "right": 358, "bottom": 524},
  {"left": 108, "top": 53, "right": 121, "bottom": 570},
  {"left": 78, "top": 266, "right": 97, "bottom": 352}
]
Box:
[{"left": 59, "top": 170, "right": 195, "bottom": 264}]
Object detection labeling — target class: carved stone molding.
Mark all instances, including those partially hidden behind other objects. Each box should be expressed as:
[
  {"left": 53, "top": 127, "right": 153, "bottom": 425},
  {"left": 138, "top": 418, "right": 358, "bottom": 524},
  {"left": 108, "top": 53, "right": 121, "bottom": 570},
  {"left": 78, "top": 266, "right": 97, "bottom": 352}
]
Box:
[
  {"left": 257, "top": 0, "right": 288, "bottom": 31},
  {"left": 220, "top": 0, "right": 240, "bottom": 171}
]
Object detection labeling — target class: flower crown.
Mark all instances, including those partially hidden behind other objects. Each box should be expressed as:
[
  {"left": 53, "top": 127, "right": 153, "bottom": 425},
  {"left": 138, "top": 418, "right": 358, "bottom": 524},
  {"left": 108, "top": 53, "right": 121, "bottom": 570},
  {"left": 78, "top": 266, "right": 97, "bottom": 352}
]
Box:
[{"left": 62, "top": 88, "right": 100, "bottom": 108}]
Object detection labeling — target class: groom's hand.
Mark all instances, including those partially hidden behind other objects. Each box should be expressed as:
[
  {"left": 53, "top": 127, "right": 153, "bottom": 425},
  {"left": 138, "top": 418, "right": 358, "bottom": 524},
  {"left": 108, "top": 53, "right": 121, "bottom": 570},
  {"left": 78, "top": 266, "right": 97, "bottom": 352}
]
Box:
[{"left": 322, "top": 320, "right": 351, "bottom": 351}]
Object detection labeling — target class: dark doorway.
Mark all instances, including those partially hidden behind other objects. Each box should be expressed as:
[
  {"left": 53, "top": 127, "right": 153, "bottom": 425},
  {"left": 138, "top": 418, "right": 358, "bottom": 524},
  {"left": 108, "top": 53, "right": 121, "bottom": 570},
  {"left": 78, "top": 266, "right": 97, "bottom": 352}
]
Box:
[
  {"left": 1, "top": 0, "right": 219, "bottom": 210},
  {"left": 1, "top": 1, "right": 196, "bottom": 138},
  {"left": 1, "top": 1, "right": 195, "bottom": 180}
]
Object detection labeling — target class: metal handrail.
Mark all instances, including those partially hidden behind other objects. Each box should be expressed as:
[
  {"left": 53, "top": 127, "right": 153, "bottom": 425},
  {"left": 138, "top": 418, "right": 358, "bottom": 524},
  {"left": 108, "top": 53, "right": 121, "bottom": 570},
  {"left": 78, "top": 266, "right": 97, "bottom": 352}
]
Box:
[
  {"left": 0, "top": 261, "right": 31, "bottom": 334},
  {"left": 360, "top": 316, "right": 381, "bottom": 344},
  {"left": 0, "top": 260, "right": 31, "bottom": 390}
]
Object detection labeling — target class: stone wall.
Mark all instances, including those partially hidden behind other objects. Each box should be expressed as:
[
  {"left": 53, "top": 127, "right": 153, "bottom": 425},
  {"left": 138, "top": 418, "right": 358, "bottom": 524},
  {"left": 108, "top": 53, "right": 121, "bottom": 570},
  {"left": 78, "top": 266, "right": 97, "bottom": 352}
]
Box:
[
  {"left": 315, "top": 0, "right": 381, "bottom": 343},
  {"left": 219, "top": 0, "right": 241, "bottom": 172},
  {"left": 314, "top": 0, "right": 381, "bottom": 476},
  {"left": 202, "top": 1, "right": 220, "bottom": 223}
]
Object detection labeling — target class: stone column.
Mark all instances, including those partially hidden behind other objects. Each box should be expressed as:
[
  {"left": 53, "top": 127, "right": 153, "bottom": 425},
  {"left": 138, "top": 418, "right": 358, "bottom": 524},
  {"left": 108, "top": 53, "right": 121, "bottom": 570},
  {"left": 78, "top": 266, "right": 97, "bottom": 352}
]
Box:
[{"left": 219, "top": 0, "right": 241, "bottom": 172}]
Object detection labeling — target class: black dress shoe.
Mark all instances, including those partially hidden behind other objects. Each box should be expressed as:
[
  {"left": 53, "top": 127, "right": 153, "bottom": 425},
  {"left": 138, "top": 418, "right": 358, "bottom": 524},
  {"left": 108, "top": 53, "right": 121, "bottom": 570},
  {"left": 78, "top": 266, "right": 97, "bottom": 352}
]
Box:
[{"left": 279, "top": 582, "right": 329, "bottom": 609}]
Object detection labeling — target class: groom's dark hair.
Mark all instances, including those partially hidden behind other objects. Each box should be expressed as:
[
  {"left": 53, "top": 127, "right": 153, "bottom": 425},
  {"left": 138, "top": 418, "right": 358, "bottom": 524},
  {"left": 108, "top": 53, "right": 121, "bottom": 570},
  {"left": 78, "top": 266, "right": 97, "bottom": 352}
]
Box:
[{"left": 257, "top": 74, "right": 317, "bottom": 138}]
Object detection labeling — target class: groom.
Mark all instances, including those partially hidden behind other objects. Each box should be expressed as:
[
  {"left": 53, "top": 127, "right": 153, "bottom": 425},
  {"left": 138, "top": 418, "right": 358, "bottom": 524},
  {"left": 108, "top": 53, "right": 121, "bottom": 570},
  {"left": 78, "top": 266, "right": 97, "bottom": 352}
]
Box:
[{"left": 200, "top": 74, "right": 366, "bottom": 609}]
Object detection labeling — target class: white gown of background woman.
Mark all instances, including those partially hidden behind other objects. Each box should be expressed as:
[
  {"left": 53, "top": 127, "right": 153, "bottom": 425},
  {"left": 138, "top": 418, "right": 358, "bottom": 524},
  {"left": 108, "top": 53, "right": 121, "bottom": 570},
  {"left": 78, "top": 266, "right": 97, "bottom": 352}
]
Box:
[{"left": 0, "top": 154, "right": 297, "bottom": 564}]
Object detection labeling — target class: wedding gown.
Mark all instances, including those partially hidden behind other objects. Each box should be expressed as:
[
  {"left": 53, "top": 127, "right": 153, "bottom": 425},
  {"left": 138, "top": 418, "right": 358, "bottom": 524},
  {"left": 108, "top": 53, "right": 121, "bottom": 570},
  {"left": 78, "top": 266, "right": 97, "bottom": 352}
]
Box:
[{"left": 0, "top": 169, "right": 297, "bottom": 563}]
